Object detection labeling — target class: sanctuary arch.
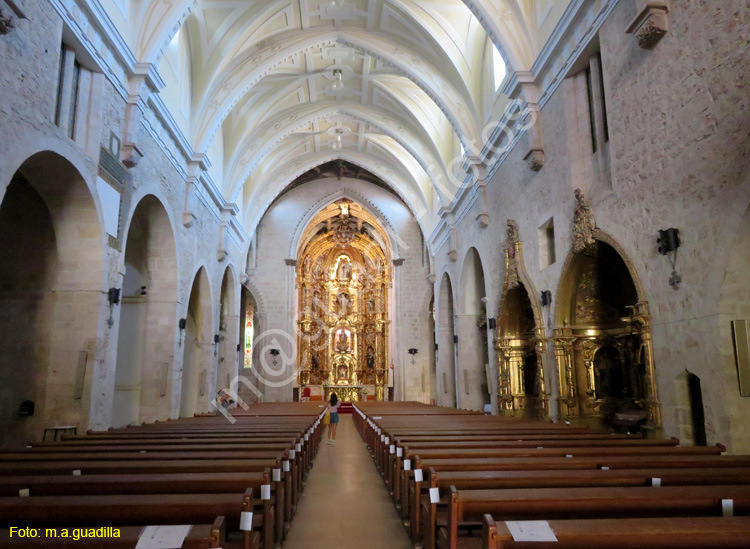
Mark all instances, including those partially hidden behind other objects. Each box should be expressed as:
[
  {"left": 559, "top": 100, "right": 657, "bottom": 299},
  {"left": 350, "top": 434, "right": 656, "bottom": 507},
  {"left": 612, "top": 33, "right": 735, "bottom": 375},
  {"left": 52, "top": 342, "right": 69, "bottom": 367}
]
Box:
[{"left": 296, "top": 200, "right": 391, "bottom": 402}]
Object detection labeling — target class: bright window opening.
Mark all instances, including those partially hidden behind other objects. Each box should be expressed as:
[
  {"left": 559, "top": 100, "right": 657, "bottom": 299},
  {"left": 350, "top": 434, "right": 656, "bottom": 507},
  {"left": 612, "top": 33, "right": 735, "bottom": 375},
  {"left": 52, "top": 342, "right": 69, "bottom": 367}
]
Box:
[{"left": 492, "top": 44, "right": 506, "bottom": 92}]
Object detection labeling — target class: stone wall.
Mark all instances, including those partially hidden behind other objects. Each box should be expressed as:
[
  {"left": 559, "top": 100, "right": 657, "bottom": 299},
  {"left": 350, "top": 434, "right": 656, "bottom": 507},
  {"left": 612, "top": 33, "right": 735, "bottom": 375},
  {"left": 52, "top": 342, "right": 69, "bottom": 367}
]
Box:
[
  {"left": 0, "top": 3, "right": 245, "bottom": 441},
  {"left": 432, "top": 0, "right": 750, "bottom": 450}
]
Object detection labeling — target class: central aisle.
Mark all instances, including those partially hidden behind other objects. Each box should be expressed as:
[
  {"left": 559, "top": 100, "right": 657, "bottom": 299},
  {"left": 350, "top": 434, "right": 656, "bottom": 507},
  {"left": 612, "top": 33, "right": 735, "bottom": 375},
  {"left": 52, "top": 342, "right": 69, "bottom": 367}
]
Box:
[{"left": 283, "top": 415, "right": 413, "bottom": 549}]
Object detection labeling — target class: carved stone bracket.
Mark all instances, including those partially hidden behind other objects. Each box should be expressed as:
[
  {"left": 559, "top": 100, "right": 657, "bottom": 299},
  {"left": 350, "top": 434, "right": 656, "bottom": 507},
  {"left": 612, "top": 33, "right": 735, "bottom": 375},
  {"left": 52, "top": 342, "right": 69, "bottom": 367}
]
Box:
[
  {"left": 121, "top": 142, "right": 144, "bottom": 168},
  {"left": 626, "top": 1, "right": 670, "bottom": 49},
  {"left": 183, "top": 155, "right": 210, "bottom": 228},
  {"left": 121, "top": 64, "right": 164, "bottom": 168},
  {"left": 503, "top": 219, "right": 521, "bottom": 291},
  {"left": 285, "top": 259, "right": 298, "bottom": 267},
  {"left": 516, "top": 72, "right": 546, "bottom": 172},
  {"left": 469, "top": 160, "right": 490, "bottom": 228},
  {"left": 572, "top": 188, "right": 597, "bottom": 254},
  {"left": 0, "top": 1, "right": 26, "bottom": 35},
  {"left": 392, "top": 258, "right": 404, "bottom": 267},
  {"left": 523, "top": 149, "right": 545, "bottom": 172}
]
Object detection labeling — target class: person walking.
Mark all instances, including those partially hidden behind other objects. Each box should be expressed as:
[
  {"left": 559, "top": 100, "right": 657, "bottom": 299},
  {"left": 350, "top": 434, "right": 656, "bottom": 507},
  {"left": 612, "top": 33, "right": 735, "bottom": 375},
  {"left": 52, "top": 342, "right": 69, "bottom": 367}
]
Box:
[{"left": 326, "top": 393, "right": 340, "bottom": 445}]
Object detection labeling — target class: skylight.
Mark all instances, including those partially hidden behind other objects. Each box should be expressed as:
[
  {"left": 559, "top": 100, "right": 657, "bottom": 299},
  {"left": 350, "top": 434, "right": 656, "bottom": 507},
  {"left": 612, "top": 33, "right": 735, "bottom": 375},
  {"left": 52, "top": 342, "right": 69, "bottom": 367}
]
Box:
[{"left": 492, "top": 44, "right": 506, "bottom": 91}]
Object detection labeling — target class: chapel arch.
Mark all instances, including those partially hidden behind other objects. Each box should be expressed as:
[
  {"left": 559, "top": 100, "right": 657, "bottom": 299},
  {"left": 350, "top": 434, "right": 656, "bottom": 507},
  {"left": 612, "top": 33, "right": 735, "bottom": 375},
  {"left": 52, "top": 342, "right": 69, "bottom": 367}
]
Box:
[
  {"left": 0, "top": 152, "right": 102, "bottom": 446},
  {"left": 457, "top": 248, "right": 490, "bottom": 411},
  {"left": 180, "top": 266, "right": 214, "bottom": 417},
  {"left": 437, "top": 272, "right": 457, "bottom": 408},
  {"left": 113, "top": 195, "right": 178, "bottom": 427},
  {"left": 553, "top": 237, "right": 660, "bottom": 427}
]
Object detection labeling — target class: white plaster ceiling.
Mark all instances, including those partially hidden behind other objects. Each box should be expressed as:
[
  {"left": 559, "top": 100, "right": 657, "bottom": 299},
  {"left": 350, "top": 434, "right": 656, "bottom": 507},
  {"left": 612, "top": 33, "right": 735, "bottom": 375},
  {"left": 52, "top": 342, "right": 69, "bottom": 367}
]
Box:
[{"left": 109, "top": 0, "right": 568, "bottom": 230}]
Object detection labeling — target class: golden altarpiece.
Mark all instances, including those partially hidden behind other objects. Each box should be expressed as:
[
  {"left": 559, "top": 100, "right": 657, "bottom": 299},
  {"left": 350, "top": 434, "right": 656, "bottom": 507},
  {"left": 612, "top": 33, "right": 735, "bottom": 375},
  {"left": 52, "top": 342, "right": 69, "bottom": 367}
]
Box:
[
  {"left": 495, "top": 220, "right": 548, "bottom": 419},
  {"left": 552, "top": 190, "right": 661, "bottom": 428},
  {"left": 296, "top": 201, "right": 391, "bottom": 401}
]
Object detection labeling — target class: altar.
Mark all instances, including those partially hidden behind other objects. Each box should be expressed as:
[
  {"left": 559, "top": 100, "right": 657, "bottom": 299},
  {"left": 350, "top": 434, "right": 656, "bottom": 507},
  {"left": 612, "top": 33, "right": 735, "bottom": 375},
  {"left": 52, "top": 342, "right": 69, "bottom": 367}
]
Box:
[{"left": 324, "top": 385, "right": 365, "bottom": 402}]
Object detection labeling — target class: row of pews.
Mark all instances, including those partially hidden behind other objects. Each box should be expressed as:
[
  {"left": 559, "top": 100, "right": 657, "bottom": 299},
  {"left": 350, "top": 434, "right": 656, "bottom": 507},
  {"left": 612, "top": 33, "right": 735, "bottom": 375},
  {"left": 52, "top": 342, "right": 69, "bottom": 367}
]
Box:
[
  {"left": 0, "top": 402, "right": 328, "bottom": 548},
  {"left": 353, "top": 401, "right": 750, "bottom": 548}
]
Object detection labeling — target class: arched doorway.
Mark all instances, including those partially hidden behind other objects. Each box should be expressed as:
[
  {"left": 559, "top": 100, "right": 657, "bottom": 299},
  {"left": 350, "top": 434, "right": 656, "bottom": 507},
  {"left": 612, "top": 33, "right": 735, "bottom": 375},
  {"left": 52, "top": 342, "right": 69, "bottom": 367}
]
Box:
[
  {"left": 218, "top": 267, "right": 239, "bottom": 392},
  {"left": 180, "top": 267, "right": 213, "bottom": 417},
  {"left": 553, "top": 238, "right": 659, "bottom": 427},
  {"left": 113, "top": 196, "right": 178, "bottom": 427},
  {"left": 296, "top": 200, "right": 392, "bottom": 402},
  {"left": 438, "top": 273, "right": 457, "bottom": 407},
  {"left": 458, "top": 248, "right": 490, "bottom": 411},
  {"left": 0, "top": 153, "right": 102, "bottom": 447},
  {"left": 674, "top": 371, "right": 707, "bottom": 446}
]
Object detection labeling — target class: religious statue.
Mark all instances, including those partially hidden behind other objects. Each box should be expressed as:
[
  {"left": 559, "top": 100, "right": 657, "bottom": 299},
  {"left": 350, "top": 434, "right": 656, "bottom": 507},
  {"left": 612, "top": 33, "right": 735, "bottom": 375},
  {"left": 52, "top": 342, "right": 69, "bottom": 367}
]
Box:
[
  {"left": 503, "top": 219, "right": 521, "bottom": 290},
  {"left": 337, "top": 291, "right": 351, "bottom": 316},
  {"left": 572, "top": 188, "right": 597, "bottom": 254},
  {"left": 337, "top": 258, "right": 352, "bottom": 280},
  {"left": 312, "top": 256, "right": 325, "bottom": 279},
  {"left": 366, "top": 296, "right": 376, "bottom": 314},
  {"left": 302, "top": 255, "right": 312, "bottom": 277},
  {"left": 366, "top": 346, "right": 375, "bottom": 369},
  {"left": 335, "top": 329, "right": 350, "bottom": 352},
  {"left": 311, "top": 353, "right": 319, "bottom": 370},
  {"left": 331, "top": 203, "right": 359, "bottom": 247}
]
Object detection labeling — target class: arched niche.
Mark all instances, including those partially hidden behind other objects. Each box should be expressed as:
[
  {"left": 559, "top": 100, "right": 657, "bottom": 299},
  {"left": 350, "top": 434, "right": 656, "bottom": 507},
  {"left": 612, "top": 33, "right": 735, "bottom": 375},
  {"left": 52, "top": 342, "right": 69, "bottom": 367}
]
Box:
[
  {"left": 495, "top": 221, "right": 547, "bottom": 419},
  {"left": 180, "top": 267, "right": 214, "bottom": 417},
  {"left": 437, "top": 272, "right": 457, "bottom": 407},
  {"left": 457, "top": 248, "right": 490, "bottom": 411},
  {"left": 496, "top": 283, "right": 547, "bottom": 419},
  {"left": 553, "top": 237, "right": 659, "bottom": 428},
  {"left": 0, "top": 152, "right": 102, "bottom": 446},
  {"left": 113, "top": 195, "right": 178, "bottom": 427}
]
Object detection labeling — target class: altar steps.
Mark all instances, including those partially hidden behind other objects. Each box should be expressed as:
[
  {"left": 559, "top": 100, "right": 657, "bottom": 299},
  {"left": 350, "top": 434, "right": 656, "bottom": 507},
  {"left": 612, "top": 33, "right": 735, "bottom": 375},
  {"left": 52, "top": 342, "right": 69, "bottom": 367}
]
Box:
[{"left": 338, "top": 402, "right": 354, "bottom": 414}]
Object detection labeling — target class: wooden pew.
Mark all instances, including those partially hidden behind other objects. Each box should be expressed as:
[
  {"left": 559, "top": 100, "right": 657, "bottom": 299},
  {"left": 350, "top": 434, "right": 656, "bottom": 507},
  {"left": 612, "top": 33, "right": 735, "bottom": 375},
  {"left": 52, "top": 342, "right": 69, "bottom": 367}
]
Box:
[
  {"left": 0, "top": 516, "right": 227, "bottom": 548},
  {"left": 418, "top": 467, "right": 750, "bottom": 549},
  {"left": 440, "top": 485, "right": 750, "bottom": 549},
  {"left": 481, "top": 515, "right": 750, "bottom": 548},
  {"left": 0, "top": 490, "right": 260, "bottom": 549}
]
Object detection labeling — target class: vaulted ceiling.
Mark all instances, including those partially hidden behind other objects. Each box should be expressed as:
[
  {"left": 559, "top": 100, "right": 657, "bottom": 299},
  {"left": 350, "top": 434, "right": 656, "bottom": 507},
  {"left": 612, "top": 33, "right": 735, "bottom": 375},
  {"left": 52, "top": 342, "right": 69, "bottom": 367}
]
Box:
[{"left": 101, "top": 0, "right": 570, "bottom": 232}]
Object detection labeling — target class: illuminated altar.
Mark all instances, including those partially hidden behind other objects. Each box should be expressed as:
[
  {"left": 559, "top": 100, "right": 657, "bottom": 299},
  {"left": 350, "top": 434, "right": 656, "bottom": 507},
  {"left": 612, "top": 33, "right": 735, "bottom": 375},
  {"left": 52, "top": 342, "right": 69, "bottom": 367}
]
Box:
[{"left": 296, "top": 200, "right": 390, "bottom": 401}]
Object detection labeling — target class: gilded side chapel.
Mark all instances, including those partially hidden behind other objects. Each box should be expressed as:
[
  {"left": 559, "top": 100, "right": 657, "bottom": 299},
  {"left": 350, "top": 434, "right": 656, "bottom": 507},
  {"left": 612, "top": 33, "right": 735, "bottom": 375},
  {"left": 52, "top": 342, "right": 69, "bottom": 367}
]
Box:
[{"left": 1, "top": 0, "right": 749, "bottom": 449}]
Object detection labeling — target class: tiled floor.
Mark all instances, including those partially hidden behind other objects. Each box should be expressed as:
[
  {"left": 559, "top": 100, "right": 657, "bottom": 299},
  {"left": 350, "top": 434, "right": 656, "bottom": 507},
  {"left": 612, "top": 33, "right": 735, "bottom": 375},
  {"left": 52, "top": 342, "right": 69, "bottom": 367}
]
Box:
[{"left": 283, "top": 416, "right": 413, "bottom": 549}]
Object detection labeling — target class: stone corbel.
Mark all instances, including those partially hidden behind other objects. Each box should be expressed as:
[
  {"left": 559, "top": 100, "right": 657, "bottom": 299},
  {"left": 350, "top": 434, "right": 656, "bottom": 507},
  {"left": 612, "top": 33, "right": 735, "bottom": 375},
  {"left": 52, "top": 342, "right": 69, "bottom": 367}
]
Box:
[
  {"left": 183, "top": 154, "right": 210, "bottom": 228},
  {"left": 468, "top": 160, "right": 490, "bottom": 228},
  {"left": 121, "top": 63, "right": 165, "bottom": 168},
  {"left": 516, "top": 72, "right": 545, "bottom": 172},
  {"left": 439, "top": 207, "right": 458, "bottom": 262},
  {"left": 239, "top": 273, "right": 249, "bottom": 285},
  {"left": 392, "top": 258, "right": 405, "bottom": 267},
  {"left": 0, "top": 0, "right": 26, "bottom": 35},
  {"left": 217, "top": 203, "right": 238, "bottom": 262},
  {"left": 626, "top": 1, "right": 670, "bottom": 49}
]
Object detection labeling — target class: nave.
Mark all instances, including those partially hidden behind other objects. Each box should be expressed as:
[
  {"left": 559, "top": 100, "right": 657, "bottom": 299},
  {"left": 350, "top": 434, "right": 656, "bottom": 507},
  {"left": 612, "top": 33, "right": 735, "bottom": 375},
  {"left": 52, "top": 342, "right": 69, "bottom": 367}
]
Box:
[{"left": 4, "top": 401, "right": 750, "bottom": 548}]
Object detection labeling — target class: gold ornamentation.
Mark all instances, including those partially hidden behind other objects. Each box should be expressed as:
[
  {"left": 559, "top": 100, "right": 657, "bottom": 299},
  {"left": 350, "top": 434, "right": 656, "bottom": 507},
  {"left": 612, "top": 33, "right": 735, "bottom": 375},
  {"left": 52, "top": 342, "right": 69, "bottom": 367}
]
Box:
[{"left": 503, "top": 219, "right": 521, "bottom": 290}]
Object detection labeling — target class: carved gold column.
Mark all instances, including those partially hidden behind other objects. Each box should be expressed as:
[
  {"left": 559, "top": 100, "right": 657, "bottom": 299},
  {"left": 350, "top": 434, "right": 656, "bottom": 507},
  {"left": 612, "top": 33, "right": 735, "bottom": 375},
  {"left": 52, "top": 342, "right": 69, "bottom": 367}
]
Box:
[
  {"left": 496, "top": 343, "right": 514, "bottom": 413},
  {"left": 631, "top": 301, "right": 661, "bottom": 426},
  {"left": 553, "top": 330, "right": 578, "bottom": 417}
]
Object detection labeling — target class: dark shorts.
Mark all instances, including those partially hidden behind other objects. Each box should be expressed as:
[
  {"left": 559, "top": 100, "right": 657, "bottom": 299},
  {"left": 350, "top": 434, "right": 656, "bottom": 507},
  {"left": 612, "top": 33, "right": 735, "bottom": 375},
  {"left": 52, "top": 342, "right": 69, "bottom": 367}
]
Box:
[{"left": 329, "top": 412, "right": 339, "bottom": 424}]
